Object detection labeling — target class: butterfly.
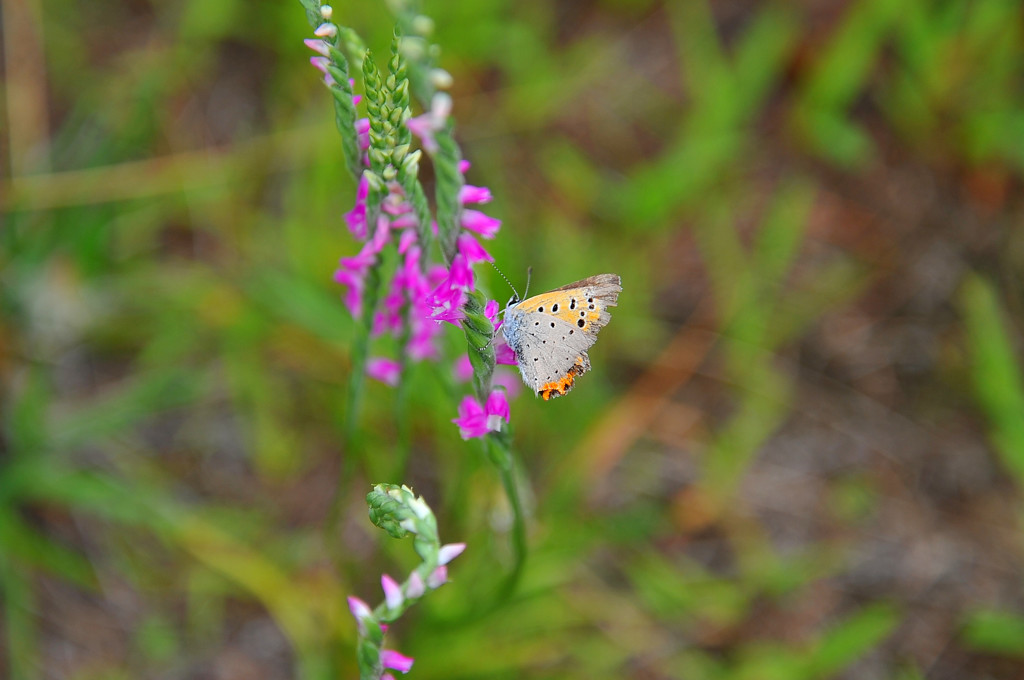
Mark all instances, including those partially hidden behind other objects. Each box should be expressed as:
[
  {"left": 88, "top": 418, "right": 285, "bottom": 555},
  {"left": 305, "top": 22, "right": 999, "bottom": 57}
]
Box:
[{"left": 501, "top": 274, "right": 621, "bottom": 400}]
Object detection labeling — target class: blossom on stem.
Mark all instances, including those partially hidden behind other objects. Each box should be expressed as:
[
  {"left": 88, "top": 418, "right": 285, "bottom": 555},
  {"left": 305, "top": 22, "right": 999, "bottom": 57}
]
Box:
[
  {"left": 494, "top": 336, "right": 517, "bottom": 365},
  {"left": 452, "top": 390, "right": 511, "bottom": 439},
  {"left": 406, "top": 92, "right": 452, "bottom": 153},
  {"left": 406, "top": 571, "right": 425, "bottom": 599},
  {"left": 304, "top": 38, "right": 330, "bottom": 56},
  {"left": 347, "top": 596, "right": 373, "bottom": 635},
  {"left": 460, "top": 209, "right": 501, "bottom": 239},
  {"left": 381, "top": 650, "right": 415, "bottom": 674},
  {"left": 314, "top": 22, "right": 337, "bottom": 38},
  {"left": 367, "top": 357, "right": 402, "bottom": 386},
  {"left": 427, "top": 565, "right": 448, "bottom": 589},
  {"left": 438, "top": 543, "right": 467, "bottom": 565},
  {"left": 457, "top": 233, "right": 493, "bottom": 264},
  {"left": 485, "top": 390, "right": 510, "bottom": 432},
  {"left": 381, "top": 574, "right": 404, "bottom": 611},
  {"left": 344, "top": 175, "right": 370, "bottom": 239},
  {"left": 356, "top": 118, "right": 371, "bottom": 152},
  {"left": 426, "top": 254, "right": 475, "bottom": 325},
  {"left": 459, "top": 184, "right": 492, "bottom": 204},
  {"left": 484, "top": 299, "right": 500, "bottom": 325}
]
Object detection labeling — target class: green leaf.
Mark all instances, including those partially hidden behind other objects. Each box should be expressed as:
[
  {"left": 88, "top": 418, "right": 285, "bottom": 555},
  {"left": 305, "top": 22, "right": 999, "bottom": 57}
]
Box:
[
  {"left": 804, "top": 603, "right": 900, "bottom": 678},
  {"left": 963, "top": 609, "right": 1024, "bottom": 657},
  {"left": 960, "top": 274, "right": 1024, "bottom": 485}
]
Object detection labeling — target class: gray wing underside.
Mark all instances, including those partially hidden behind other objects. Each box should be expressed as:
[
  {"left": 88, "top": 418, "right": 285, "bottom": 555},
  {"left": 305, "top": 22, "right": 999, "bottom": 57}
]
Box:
[{"left": 508, "top": 314, "right": 595, "bottom": 392}]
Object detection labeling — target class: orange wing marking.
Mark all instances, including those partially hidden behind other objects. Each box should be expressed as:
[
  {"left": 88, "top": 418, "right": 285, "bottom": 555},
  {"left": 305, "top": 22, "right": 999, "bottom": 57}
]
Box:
[{"left": 538, "top": 357, "right": 587, "bottom": 400}]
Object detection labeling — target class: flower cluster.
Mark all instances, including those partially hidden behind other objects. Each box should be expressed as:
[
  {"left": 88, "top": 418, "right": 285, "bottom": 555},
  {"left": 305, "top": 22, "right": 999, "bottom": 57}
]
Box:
[
  {"left": 306, "top": 23, "right": 516, "bottom": 439},
  {"left": 348, "top": 484, "right": 466, "bottom": 680}
]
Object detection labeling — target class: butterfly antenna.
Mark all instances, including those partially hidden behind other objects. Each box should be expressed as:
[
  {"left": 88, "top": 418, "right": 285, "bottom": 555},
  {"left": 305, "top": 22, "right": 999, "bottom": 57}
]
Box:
[
  {"left": 489, "top": 261, "right": 521, "bottom": 301},
  {"left": 523, "top": 266, "right": 532, "bottom": 300}
]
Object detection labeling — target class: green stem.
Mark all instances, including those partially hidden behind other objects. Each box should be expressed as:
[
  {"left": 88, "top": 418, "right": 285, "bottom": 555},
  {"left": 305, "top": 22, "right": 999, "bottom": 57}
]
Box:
[
  {"left": 490, "top": 435, "right": 527, "bottom": 600},
  {"left": 434, "top": 126, "right": 464, "bottom": 262},
  {"left": 325, "top": 261, "right": 382, "bottom": 565}
]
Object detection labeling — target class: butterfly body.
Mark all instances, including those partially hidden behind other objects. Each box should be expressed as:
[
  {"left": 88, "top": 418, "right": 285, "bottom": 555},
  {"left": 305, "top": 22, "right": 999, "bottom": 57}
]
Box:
[{"left": 501, "top": 274, "right": 621, "bottom": 400}]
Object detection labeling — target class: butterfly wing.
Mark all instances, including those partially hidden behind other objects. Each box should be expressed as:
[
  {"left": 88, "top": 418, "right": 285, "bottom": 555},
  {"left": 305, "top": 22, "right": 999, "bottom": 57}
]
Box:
[{"left": 502, "top": 274, "right": 620, "bottom": 400}]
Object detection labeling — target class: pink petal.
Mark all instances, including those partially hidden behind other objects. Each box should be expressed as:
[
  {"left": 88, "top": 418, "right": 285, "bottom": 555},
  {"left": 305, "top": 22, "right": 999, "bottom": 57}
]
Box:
[
  {"left": 494, "top": 337, "right": 517, "bottom": 365},
  {"left": 310, "top": 56, "right": 330, "bottom": 74},
  {"left": 398, "top": 229, "right": 418, "bottom": 254},
  {"left": 406, "top": 114, "right": 438, "bottom": 153},
  {"left": 459, "top": 184, "right": 492, "bottom": 204},
  {"left": 457, "top": 233, "right": 493, "bottom": 264},
  {"left": 304, "top": 38, "right": 330, "bottom": 56},
  {"left": 381, "top": 574, "right": 404, "bottom": 610},
  {"left": 367, "top": 358, "right": 402, "bottom": 387},
  {"left": 485, "top": 390, "right": 510, "bottom": 432},
  {"left": 438, "top": 543, "right": 466, "bottom": 565},
  {"left": 381, "top": 650, "right": 415, "bottom": 673},
  {"left": 484, "top": 299, "right": 499, "bottom": 324},
  {"left": 427, "top": 565, "right": 448, "bottom": 588},
  {"left": 448, "top": 254, "right": 474, "bottom": 291},
  {"left": 452, "top": 396, "right": 488, "bottom": 439},
  {"left": 406, "top": 571, "right": 425, "bottom": 599},
  {"left": 347, "top": 596, "right": 372, "bottom": 627},
  {"left": 460, "top": 209, "right": 501, "bottom": 238}
]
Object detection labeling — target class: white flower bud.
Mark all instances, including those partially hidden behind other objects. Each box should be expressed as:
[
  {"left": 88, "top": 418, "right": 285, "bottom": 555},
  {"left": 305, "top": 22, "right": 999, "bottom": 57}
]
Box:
[{"left": 430, "top": 68, "right": 453, "bottom": 90}]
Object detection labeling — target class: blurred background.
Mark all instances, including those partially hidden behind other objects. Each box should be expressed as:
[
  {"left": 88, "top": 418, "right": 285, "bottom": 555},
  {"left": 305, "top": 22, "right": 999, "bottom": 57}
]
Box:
[{"left": 3, "top": 0, "right": 1024, "bottom": 678}]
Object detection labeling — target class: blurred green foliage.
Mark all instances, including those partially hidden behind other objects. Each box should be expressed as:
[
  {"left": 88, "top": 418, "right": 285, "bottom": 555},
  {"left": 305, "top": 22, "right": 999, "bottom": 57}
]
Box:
[{"left": 3, "top": 0, "right": 1024, "bottom": 678}]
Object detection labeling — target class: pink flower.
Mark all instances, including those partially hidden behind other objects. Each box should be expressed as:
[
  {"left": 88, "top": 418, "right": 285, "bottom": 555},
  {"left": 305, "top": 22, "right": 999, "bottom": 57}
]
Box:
[
  {"left": 452, "top": 390, "right": 511, "bottom": 439},
  {"left": 448, "top": 254, "right": 474, "bottom": 291},
  {"left": 381, "top": 574, "right": 403, "bottom": 610},
  {"left": 373, "top": 286, "right": 405, "bottom": 337},
  {"left": 452, "top": 395, "right": 488, "bottom": 439},
  {"left": 356, "top": 118, "right": 370, "bottom": 151},
  {"left": 347, "top": 596, "right": 373, "bottom": 635},
  {"left": 426, "top": 254, "right": 477, "bottom": 325},
  {"left": 494, "top": 336, "right": 517, "bottom": 365},
  {"left": 460, "top": 209, "right": 501, "bottom": 239},
  {"left": 406, "top": 571, "right": 425, "bottom": 599},
  {"left": 304, "top": 38, "right": 330, "bottom": 56},
  {"left": 426, "top": 279, "right": 467, "bottom": 325},
  {"left": 406, "top": 93, "right": 452, "bottom": 153},
  {"left": 309, "top": 56, "right": 335, "bottom": 86},
  {"left": 333, "top": 248, "right": 374, "bottom": 317},
  {"left": 344, "top": 175, "right": 370, "bottom": 239},
  {"left": 438, "top": 543, "right": 466, "bottom": 565},
  {"left": 367, "top": 357, "right": 402, "bottom": 386},
  {"left": 369, "top": 214, "right": 391, "bottom": 252},
  {"left": 485, "top": 390, "right": 510, "bottom": 432},
  {"left": 484, "top": 299, "right": 500, "bottom": 325},
  {"left": 459, "top": 185, "right": 492, "bottom": 204},
  {"left": 397, "top": 229, "right": 418, "bottom": 254},
  {"left": 381, "top": 650, "right": 415, "bottom": 673},
  {"left": 427, "top": 565, "right": 449, "bottom": 589},
  {"left": 457, "top": 233, "right": 493, "bottom": 264}
]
